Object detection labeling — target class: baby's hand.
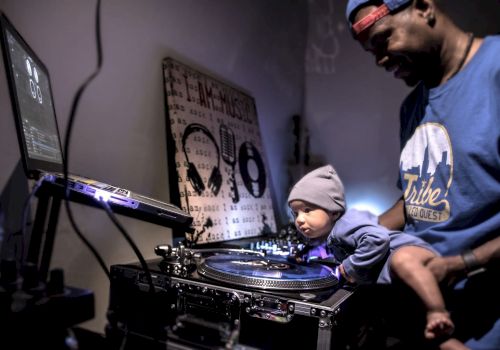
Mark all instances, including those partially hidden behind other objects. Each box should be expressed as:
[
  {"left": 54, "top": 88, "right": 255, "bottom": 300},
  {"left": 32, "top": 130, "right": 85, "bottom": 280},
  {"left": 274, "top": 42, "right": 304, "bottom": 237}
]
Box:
[{"left": 339, "top": 264, "right": 356, "bottom": 283}]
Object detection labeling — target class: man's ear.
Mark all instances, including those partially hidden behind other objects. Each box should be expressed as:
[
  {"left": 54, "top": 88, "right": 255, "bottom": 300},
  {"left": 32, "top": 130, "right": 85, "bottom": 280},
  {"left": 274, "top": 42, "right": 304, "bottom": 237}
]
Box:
[{"left": 415, "top": 0, "right": 436, "bottom": 26}]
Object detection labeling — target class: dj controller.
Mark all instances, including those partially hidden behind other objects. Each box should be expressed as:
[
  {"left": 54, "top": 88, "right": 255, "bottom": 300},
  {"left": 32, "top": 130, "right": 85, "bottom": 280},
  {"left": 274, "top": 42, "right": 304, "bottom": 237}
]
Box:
[{"left": 106, "top": 240, "right": 360, "bottom": 350}]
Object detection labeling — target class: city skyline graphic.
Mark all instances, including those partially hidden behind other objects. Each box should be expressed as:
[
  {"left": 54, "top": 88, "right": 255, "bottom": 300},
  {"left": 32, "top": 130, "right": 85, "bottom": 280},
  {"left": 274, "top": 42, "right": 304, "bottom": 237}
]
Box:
[{"left": 400, "top": 123, "right": 453, "bottom": 223}]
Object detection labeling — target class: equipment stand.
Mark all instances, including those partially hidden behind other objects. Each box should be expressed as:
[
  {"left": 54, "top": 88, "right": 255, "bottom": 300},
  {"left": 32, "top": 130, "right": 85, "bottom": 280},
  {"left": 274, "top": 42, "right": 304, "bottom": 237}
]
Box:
[{"left": 0, "top": 180, "right": 95, "bottom": 349}]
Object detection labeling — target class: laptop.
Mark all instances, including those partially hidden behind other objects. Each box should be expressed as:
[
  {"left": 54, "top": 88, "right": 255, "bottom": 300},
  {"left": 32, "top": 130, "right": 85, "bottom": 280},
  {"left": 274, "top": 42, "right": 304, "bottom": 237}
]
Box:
[{"left": 0, "top": 12, "right": 193, "bottom": 229}]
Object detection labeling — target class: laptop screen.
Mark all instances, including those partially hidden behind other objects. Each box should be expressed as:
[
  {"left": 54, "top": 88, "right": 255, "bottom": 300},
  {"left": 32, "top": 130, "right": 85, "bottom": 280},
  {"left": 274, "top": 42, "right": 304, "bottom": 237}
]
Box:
[
  {"left": 1, "top": 13, "right": 64, "bottom": 178},
  {"left": 1, "top": 13, "right": 194, "bottom": 230}
]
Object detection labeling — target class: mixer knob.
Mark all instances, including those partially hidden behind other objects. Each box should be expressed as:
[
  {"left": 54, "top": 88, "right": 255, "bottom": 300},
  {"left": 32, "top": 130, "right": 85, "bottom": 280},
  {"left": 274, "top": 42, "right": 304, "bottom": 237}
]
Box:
[
  {"left": 178, "top": 245, "right": 185, "bottom": 258},
  {"left": 154, "top": 244, "right": 172, "bottom": 257}
]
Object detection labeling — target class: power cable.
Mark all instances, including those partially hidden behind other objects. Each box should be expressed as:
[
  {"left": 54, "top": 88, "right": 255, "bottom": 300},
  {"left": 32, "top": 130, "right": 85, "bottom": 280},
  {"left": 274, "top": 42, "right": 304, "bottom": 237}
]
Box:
[{"left": 61, "top": 0, "right": 109, "bottom": 279}]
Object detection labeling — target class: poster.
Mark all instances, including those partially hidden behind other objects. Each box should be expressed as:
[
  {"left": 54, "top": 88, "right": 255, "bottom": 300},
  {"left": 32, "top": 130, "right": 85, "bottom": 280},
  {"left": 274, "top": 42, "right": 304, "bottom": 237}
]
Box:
[{"left": 163, "top": 57, "right": 277, "bottom": 244}]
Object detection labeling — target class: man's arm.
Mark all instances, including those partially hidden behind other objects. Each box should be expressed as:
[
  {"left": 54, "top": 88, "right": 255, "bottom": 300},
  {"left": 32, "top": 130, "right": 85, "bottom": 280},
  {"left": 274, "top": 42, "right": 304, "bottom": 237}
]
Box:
[
  {"left": 429, "top": 236, "right": 500, "bottom": 283},
  {"left": 378, "top": 197, "right": 406, "bottom": 230},
  {"left": 472, "top": 235, "right": 500, "bottom": 266}
]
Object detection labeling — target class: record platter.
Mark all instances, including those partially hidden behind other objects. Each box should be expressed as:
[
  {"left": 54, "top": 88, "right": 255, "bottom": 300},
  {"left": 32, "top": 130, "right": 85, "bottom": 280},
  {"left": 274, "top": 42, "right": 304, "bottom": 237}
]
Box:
[
  {"left": 198, "top": 254, "right": 338, "bottom": 291},
  {"left": 107, "top": 245, "right": 358, "bottom": 350}
]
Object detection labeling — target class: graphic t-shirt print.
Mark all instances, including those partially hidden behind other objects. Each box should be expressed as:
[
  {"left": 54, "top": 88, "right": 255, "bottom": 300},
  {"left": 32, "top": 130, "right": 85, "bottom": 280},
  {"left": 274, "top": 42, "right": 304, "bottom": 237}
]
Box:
[{"left": 400, "top": 123, "right": 452, "bottom": 223}]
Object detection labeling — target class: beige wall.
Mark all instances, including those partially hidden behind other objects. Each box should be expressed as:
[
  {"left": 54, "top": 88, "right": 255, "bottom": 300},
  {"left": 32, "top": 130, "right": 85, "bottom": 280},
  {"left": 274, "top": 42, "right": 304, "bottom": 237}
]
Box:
[{"left": 0, "top": 0, "right": 307, "bottom": 332}]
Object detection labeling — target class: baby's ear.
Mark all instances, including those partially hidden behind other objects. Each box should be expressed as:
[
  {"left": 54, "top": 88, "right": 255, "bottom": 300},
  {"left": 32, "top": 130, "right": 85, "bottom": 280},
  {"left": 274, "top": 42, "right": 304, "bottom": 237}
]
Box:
[{"left": 331, "top": 211, "right": 341, "bottom": 221}]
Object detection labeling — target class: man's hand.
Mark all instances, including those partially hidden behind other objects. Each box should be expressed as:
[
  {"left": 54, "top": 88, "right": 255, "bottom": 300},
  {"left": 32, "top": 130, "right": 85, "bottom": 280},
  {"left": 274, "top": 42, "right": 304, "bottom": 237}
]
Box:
[{"left": 427, "top": 255, "right": 466, "bottom": 286}]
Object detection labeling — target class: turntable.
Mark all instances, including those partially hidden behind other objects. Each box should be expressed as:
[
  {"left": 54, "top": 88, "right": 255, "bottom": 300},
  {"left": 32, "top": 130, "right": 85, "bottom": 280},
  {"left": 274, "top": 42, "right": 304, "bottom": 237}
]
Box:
[
  {"left": 198, "top": 254, "right": 338, "bottom": 291},
  {"left": 107, "top": 245, "right": 358, "bottom": 350}
]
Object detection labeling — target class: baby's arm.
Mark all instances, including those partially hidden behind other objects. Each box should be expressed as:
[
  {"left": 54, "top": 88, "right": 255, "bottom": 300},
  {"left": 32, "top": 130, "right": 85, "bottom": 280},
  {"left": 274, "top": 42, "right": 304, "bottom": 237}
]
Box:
[{"left": 340, "top": 227, "right": 391, "bottom": 283}]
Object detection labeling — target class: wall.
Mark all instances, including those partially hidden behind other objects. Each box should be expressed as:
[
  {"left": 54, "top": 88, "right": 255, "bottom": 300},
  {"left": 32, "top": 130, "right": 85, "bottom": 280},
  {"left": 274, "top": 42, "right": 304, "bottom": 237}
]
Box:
[
  {"left": 0, "top": 0, "right": 307, "bottom": 332},
  {"left": 304, "top": 0, "right": 500, "bottom": 214}
]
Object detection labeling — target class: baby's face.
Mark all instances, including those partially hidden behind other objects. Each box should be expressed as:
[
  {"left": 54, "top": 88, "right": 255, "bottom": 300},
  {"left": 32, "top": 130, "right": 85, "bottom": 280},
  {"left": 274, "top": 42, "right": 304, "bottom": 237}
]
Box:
[{"left": 289, "top": 200, "right": 337, "bottom": 240}]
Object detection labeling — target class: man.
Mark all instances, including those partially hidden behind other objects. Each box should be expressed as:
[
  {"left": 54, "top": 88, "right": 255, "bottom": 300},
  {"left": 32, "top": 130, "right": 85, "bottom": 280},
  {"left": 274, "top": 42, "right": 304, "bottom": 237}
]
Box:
[{"left": 345, "top": 0, "right": 500, "bottom": 349}]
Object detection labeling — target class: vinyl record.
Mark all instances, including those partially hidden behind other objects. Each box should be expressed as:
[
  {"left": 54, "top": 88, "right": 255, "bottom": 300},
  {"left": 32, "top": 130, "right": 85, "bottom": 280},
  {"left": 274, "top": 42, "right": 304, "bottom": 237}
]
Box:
[
  {"left": 198, "top": 254, "right": 338, "bottom": 290},
  {"left": 238, "top": 141, "right": 266, "bottom": 198}
]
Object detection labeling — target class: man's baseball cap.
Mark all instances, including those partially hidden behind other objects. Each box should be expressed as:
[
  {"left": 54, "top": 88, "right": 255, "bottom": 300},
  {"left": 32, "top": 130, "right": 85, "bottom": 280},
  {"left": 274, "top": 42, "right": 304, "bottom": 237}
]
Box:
[{"left": 346, "top": 0, "right": 412, "bottom": 36}]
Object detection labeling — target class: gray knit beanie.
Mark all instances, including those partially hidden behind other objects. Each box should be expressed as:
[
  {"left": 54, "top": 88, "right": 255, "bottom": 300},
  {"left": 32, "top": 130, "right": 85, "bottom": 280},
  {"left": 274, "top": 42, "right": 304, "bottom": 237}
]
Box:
[{"left": 288, "top": 165, "right": 346, "bottom": 214}]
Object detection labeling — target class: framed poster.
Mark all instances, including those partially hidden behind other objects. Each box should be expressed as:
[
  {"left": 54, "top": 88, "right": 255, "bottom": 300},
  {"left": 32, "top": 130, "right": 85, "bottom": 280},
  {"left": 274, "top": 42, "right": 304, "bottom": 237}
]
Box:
[{"left": 163, "top": 57, "right": 277, "bottom": 245}]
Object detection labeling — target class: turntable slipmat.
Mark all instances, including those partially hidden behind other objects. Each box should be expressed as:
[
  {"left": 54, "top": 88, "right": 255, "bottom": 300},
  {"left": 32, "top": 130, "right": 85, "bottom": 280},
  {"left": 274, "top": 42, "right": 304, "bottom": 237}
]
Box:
[{"left": 198, "top": 254, "right": 338, "bottom": 290}]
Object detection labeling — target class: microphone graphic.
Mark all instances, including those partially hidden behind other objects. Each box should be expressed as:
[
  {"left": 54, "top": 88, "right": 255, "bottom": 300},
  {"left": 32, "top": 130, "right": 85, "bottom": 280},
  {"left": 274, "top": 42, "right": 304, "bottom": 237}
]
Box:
[{"left": 219, "top": 124, "right": 239, "bottom": 203}]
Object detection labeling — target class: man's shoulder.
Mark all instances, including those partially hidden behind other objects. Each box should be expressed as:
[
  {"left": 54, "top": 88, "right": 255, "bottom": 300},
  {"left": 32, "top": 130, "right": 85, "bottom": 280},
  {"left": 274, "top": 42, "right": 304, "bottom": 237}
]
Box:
[
  {"left": 483, "top": 34, "right": 500, "bottom": 45},
  {"left": 474, "top": 35, "right": 500, "bottom": 64}
]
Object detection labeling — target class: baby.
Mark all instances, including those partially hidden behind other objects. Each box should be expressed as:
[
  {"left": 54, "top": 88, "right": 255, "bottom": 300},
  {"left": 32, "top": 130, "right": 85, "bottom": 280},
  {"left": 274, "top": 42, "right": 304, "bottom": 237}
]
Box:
[{"left": 288, "top": 165, "right": 457, "bottom": 341}]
